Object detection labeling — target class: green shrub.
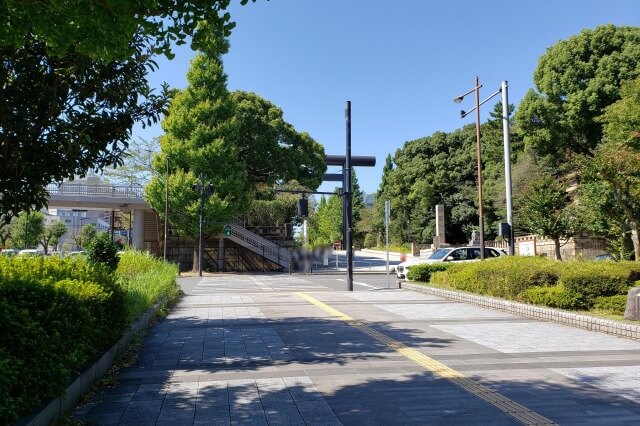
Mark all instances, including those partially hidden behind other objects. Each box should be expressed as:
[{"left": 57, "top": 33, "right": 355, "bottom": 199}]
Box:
[
  {"left": 592, "top": 294, "right": 628, "bottom": 315},
  {"left": 430, "top": 256, "right": 559, "bottom": 299},
  {"left": 363, "top": 234, "right": 375, "bottom": 248},
  {"left": 87, "top": 232, "right": 120, "bottom": 271},
  {"left": 519, "top": 285, "right": 588, "bottom": 310},
  {"left": 558, "top": 262, "right": 632, "bottom": 301},
  {"left": 0, "top": 255, "right": 125, "bottom": 423},
  {"left": 407, "top": 263, "right": 453, "bottom": 282},
  {"left": 0, "top": 251, "right": 178, "bottom": 423}
]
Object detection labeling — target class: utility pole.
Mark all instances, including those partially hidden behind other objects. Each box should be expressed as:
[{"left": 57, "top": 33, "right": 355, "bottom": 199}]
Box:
[
  {"left": 164, "top": 156, "right": 169, "bottom": 261},
  {"left": 385, "top": 200, "right": 390, "bottom": 288},
  {"left": 345, "top": 101, "right": 353, "bottom": 291}
]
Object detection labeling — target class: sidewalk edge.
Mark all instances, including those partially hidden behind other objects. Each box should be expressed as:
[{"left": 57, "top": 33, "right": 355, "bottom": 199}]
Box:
[{"left": 403, "top": 282, "right": 640, "bottom": 342}]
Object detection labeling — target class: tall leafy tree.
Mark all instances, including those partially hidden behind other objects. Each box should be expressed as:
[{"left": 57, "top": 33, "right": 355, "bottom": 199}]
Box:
[
  {"left": 516, "top": 25, "right": 640, "bottom": 165},
  {"left": 103, "top": 137, "right": 160, "bottom": 187},
  {"left": 517, "top": 176, "right": 579, "bottom": 260},
  {"left": 39, "top": 221, "right": 68, "bottom": 254},
  {"left": 71, "top": 224, "right": 98, "bottom": 250},
  {"left": 308, "top": 192, "right": 343, "bottom": 247},
  {"left": 231, "top": 91, "right": 325, "bottom": 190},
  {"left": 0, "top": 35, "right": 169, "bottom": 220},
  {"left": 0, "top": 222, "right": 10, "bottom": 248},
  {"left": 584, "top": 78, "right": 640, "bottom": 260},
  {"left": 0, "top": 0, "right": 258, "bottom": 61},
  {"left": 146, "top": 51, "right": 247, "bottom": 271},
  {"left": 10, "top": 211, "right": 45, "bottom": 249}
]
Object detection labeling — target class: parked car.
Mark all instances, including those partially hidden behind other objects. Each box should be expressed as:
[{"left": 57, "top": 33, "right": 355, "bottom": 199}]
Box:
[
  {"left": 1, "top": 248, "right": 18, "bottom": 257},
  {"left": 17, "top": 249, "right": 43, "bottom": 256},
  {"left": 396, "top": 246, "right": 506, "bottom": 279}
]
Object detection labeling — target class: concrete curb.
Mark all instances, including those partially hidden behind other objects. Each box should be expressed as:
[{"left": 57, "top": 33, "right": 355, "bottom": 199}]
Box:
[
  {"left": 403, "top": 282, "right": 640, "bottom": 341},
  {"left": 18, "top": 297, "right": 168, "bottom": 426}
]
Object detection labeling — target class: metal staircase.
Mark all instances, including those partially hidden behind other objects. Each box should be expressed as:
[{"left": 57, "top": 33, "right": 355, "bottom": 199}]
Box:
[{"left": 224, "top": 222, "right": 290, "bottom": 270}]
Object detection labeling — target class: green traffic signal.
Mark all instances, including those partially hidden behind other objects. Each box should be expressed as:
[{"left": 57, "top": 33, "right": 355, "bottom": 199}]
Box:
[{"left": 224, "top": 225, "right": 231, "bottom": 236}]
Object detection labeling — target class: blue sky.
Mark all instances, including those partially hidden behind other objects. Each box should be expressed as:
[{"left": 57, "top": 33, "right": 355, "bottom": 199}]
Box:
[{"left": 134, "top": 0, "right": 639, "bottom": 194}]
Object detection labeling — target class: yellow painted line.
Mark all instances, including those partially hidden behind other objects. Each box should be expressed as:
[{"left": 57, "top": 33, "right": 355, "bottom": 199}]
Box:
[{"left": 295, "top": 292, "right": 557, "bottom": 426}]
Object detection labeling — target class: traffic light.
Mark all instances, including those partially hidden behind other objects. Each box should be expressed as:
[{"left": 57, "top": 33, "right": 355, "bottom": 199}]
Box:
[{"left": 224, "top": 225, "right": 232, "bottom": 236}]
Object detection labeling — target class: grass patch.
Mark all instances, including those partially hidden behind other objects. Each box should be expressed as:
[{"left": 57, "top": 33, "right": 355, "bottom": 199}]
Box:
[{"left": 117, "top": 250, "right": 180, "bottom": 323}]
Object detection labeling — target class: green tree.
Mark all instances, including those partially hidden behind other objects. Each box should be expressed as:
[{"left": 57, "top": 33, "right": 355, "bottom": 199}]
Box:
[
  {"left": 39, "top": 220, "right": 68, "bottom": 254},
  {"left": 516, "top": 25, "right": 640, "bottom": 165},
  {"left": 244, "top": 181, "right": 312, "bottom": 227},
  {"left": 0, "top": 0, "right": 257, "bottom": 60},
  {"left": 517, "top": 176, "right": 579, "bottom": 260},
  {"left": 10, "top": 211, "right": 45, "bottom": 249},
  {"left": 231, "top": 91, "right": 326, "bottom": 190},
  {"left": 146, "top": 52, "right": 248, "bottom": 271},
  {"left": 0, "top": 35, "right": 169, "bottom": 220},
  {"left": 583, "top": 78, "right": 640, "bottom": 260},
  {"left": 71, "top": 224, "right": 98, "bottom": 250},
  {"left": 308, "top": 193, "right": 343, "bottom": 247},
  {"left": 0, "top": 222, "right": 10, "bottom": 248},
  {"left": 103, "top": 137, "right": 160, "bottom": 187}
]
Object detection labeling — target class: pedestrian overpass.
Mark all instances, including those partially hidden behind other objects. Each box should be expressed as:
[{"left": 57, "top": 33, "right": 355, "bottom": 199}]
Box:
[
  {"left": 46, "top": 183, "right": 154, "bottom": 250},
  {"left": 46, "top": 183, "right": 290, "bottom": 270}
]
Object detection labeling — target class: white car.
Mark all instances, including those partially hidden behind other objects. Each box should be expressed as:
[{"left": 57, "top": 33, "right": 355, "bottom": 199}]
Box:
[{"left": 396, "top": 246, "right": 506, "bottom": 279}]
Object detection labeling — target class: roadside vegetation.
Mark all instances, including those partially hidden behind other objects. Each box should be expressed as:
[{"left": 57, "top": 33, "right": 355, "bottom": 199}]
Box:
[
  {"left": 0, "top": 250, "right": 179, "bottom": 424},
  {"left": 408, "top": 257, "right": 639, "bottom": 318}
]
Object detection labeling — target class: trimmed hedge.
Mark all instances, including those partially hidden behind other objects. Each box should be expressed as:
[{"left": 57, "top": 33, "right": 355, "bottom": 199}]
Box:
[
  {"left": 593, "top": 295, "right": 628, "bottom": 316},
  {"left": 430, "top": 256, "right": 558, "bottom": 299},
  {"left": 519, "top": 285, "right": 588, "bottom": 310},
  {"left": 406, "top": 263, "right": 452, "bottom": 282},
  {"left": 0, "top": 256, "right": 125, "bottom": 423},
  {"left": 426, "top": 257, "right": 639, "bottom": 312},
  {"left": 0, "top": 251, "right": 179, "bottom": 424}
]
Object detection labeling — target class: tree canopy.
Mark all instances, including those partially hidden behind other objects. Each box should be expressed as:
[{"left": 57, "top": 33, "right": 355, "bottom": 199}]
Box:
[
  {"left": 231, "top": 91, "right": 326, "bottom": 189},
  {"left": 516, "top": 25, "right": 640, "bottom": 164},
  {"left": 146, "top": 53, "right": 248, "bottom": 260},
  {"left": 0, "top": 0, "right": 258, "bottom": 60},
  {"left": 0, "top": 35, "right": 168, "bottom": 220}
]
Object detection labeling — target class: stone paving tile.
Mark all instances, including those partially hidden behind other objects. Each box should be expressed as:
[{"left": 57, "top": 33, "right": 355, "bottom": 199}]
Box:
[
  {"left": 376, "top": 302, "right": 515, "bottom": 319},
  {"left": 551, "top": 365, "right": 640, "bottom": 403},
  {"left": 432, "top": 321, "right": 640, "bottom": 353},
  {"left": 73, "top": 275, "right": 640, "bottom": 425}
]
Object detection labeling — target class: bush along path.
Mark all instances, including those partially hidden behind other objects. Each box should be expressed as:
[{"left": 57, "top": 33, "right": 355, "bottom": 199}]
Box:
[
  {"left": 408, "top": 257, "right": 640, "bottom": 318},
  {"left": 0, "top": 250, "right": 179, "bottom": 425}
]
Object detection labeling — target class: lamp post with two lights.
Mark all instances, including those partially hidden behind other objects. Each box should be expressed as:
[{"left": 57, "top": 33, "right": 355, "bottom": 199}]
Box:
[{"left": 454, "top": 77, "right": 514, "bottom": 258}]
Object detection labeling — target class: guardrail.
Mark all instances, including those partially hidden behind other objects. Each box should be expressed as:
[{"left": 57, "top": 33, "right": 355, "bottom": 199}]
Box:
[{"left": 46, "top": 183, "right": 144, "bottom": 199}]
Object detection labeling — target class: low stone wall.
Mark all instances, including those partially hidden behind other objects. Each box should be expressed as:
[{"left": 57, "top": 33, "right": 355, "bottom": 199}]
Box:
[{"left": 403, "top": 283, "right": 640, "bottom": 341}]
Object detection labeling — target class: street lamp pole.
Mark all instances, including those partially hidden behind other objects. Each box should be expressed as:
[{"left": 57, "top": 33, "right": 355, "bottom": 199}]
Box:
[
  {"left": 473, "top": 76, "right": 485, "bottom": 260},
  {"left": 501, "top": 81, "right": 515, "bottom": 255},
  {"left": 455, "top": 78, "right": 515, "bottom": 258},
  {"left": 193, "top": 173, "right": 213, "bottom": 277},
  {"left": 164, "top": 156, "right": 169, "bottom": 261},
  {"left": 198, "top": 172, "right": 205, "bottom": 277}
]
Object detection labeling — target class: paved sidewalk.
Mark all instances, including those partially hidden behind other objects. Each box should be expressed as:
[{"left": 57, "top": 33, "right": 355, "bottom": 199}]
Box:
[{"left": 74, "top": 274, "right": 640, "bottom": 425}]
